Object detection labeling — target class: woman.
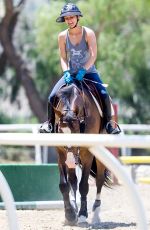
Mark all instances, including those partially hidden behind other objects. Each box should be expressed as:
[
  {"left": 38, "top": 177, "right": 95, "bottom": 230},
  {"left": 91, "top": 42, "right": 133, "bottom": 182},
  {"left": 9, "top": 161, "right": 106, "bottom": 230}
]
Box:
[{"left": 40, "top": 3, "right": 121, "bottom": 134}]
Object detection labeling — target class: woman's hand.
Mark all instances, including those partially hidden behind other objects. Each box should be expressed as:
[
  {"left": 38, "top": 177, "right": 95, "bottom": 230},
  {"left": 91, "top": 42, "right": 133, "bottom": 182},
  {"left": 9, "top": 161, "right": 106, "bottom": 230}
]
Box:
[
  {"left": 76, "top": 68, "right": 86, "bottom": 81},
  {"left": 63, "top": 70, "right": 73, "bottom": 84}
]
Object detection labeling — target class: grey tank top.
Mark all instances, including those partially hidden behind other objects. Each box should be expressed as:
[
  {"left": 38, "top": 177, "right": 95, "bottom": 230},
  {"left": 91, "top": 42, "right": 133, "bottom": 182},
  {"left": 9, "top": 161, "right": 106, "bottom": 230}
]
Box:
[{"left": 66, "top": 27, "right": 97, "bottom": 74}]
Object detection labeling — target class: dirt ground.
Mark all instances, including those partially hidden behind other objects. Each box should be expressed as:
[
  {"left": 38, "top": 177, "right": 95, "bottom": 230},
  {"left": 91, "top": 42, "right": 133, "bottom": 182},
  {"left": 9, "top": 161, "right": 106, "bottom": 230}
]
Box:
[{"left": 0, "top": 182, "right": 150, "bottom": 230}]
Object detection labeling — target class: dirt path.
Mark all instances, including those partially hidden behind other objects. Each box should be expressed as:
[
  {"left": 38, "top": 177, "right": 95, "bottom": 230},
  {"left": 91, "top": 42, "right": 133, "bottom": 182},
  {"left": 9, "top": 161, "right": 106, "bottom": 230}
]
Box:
[{"left": 0, "top": 183, "right": 150, "bottom": 230}]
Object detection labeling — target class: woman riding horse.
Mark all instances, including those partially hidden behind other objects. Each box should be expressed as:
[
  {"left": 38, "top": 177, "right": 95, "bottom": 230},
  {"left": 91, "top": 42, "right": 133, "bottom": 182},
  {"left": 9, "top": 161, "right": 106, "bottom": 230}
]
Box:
[
  {"left": 54, "top": 81, "right": 112, "bottom": 226},
  {"left": 40, "top": 2, "right": 121, "bottom": 135},
  {"left": 39, "top": 3, "right": 121, "bottom": 226}
]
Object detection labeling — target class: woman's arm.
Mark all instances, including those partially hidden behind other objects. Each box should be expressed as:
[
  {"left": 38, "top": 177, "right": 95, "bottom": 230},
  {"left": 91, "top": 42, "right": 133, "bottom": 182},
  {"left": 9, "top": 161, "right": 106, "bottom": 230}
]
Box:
[
  {"left": 84, "top": 27, "right": 97, "bottom": 71},
  {"left": 58, "top": 31, "right": 68, "bottom": 72}
]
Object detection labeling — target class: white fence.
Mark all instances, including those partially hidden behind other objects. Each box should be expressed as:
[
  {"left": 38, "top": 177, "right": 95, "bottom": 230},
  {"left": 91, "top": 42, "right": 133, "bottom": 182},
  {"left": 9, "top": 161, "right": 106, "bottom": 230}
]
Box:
[
  {"left": 0, "top": 124, "right": 149, "bottom": 132},
  {"left": 0, "top": 124, "right": 42, "bottom": 163},
  {"left": 0, "top": 133, "right": 150, "bottom": 230},
  {"left": 0, "top": 124, "right": 150, "bottom": 163},
  {"left": 0, "top": 171, "right": 19, "bottom": 230},
  {"left": 119, "top": 124, "right": 150, "bottom": 156},
  {"left": 120, "top": 124, "right": 150, "bottom": 132}
]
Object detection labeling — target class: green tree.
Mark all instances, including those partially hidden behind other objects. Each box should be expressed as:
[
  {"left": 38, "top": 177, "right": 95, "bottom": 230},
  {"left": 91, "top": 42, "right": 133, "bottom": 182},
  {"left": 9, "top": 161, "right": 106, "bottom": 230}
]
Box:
[
  {"left": 0, "top": 0, "right": 46, "bottom": 122},
  {"left": 0, "top": 0, "right": 149, "bottom": 124},
  {"left": 34, "top": 0, "right": 150, "bottom": 123}
]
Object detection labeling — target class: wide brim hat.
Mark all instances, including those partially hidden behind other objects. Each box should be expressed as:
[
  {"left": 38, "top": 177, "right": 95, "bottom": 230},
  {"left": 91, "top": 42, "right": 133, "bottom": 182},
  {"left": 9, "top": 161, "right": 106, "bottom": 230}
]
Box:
[{"left": 56, "top": 3, "right": 83, "bottom": 23}]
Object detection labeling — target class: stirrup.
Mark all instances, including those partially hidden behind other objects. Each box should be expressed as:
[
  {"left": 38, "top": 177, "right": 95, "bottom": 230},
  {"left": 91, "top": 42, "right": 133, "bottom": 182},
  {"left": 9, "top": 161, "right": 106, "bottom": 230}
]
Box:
[
  {"left": 105, "top": 120, "right": 121, "bottom": 134},
  {"left": 39, "top": 121, "right": 53, "bottom": 133}
]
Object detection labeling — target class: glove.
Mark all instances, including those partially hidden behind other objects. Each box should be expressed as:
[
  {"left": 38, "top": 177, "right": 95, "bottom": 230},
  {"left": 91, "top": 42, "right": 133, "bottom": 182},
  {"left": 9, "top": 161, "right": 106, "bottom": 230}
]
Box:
[
  {"left": 63, "top": 70, "right": 73, "bottom": 84},
  {"left": 76, "top": 68, "right": 86, "bottom": 81}
]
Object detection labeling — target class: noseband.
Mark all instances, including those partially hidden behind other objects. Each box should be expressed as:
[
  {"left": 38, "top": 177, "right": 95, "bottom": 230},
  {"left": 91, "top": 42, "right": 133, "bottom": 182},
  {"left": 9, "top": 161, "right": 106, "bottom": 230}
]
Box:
[{"left": 58, "top": 108, "right": 85, "bottom": 134}]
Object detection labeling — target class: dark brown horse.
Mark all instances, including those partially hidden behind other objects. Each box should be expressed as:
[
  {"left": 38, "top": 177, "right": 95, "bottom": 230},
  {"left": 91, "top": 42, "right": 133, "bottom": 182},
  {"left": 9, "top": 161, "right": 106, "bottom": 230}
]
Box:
[{"left": 52, "top": 81, "right": 111, "bottom": 226}]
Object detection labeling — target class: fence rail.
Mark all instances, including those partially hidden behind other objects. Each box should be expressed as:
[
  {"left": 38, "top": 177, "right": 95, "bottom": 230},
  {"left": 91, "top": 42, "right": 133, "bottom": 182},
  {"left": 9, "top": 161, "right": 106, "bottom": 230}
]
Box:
[
  {"left": 120, "top": 124, "right": 150, "bottom": 132},
  {"left": 0, "top": 131, "right": 150, "bottom": 230},
  {"left": 0, "top": 123, "right": 149, "bottom": 162},
  {"left": 0, "top": 133, "right": 150, "bottom": 148},
  {"left": 0, "top": 124, "right": 150, "bottom": 132}
]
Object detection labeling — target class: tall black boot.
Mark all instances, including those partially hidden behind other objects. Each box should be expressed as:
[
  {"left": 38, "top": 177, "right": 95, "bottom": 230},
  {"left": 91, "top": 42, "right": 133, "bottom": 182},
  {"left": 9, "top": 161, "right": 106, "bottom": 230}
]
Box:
[
  {"left": 102, "top": 96, "right": 121, "bottom": 134},
  {"left": 39, "top": 102, "right": 55, "bottom": 133}
]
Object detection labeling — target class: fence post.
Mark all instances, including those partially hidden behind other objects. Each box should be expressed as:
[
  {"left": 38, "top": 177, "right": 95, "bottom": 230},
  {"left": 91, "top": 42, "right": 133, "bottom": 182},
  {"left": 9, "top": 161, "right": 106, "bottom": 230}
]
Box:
[
  {"left": 32, "top": 127, "right": 42, "bottom": 164},
  {"left": 0, "top": 171, "right": 19, "bottom": 230},
  {"left": 89, "top": 145, "right": 148, "bottom": 230}
]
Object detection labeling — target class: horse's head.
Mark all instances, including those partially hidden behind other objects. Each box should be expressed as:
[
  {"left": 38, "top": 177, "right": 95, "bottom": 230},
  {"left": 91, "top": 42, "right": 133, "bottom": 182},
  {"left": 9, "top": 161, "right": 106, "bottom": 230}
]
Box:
[{"left": 54, "top": 84, "right": 85, "bottom": 134}]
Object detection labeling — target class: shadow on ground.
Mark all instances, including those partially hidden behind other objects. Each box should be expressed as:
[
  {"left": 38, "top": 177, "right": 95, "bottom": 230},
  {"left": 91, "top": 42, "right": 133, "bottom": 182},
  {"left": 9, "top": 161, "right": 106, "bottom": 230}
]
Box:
[{"left": 89, "top": 221, "right": 136, "bottom": 229}]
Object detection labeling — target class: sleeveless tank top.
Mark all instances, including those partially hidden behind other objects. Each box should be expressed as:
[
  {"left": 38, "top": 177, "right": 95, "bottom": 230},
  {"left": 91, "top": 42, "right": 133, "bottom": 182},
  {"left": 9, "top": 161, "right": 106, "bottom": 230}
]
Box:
[{"left": 66, "top": 27, "right": 97, "bottom": 74}]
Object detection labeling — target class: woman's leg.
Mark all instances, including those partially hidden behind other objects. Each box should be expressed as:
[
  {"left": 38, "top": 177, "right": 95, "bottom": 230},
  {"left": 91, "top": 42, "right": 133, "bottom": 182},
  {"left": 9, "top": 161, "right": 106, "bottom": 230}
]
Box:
[
  {"left": 40, "top": 76, "right": 65, "bottom": 133},
  {"left": 84, "top": 72, "right": 108, "bottom": 97},
  {"left": 48, "top": 76, "right": 66, "bottom": 104}
]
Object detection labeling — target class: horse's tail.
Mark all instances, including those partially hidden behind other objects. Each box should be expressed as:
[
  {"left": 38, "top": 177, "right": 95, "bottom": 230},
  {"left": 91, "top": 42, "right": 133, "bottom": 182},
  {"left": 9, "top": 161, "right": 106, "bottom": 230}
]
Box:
[
  {"left": 104, "top": 168, "right": 112, "bottom": 188},
  {"left": 90, "top": 157, "right": 112, "bottom": 188}
]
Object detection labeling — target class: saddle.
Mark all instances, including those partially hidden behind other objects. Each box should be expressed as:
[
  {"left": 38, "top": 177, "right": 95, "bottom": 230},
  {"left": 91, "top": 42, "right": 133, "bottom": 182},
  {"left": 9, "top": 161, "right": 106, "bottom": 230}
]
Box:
[
  {"left": 58, "top": 80, "right": 105, "bottom": 131},
  {"left": 55, "top": 80, "right": 104, "bottom": 118},
  {"left": 82, "top": 80, "right": 104, "bottom": 118}
]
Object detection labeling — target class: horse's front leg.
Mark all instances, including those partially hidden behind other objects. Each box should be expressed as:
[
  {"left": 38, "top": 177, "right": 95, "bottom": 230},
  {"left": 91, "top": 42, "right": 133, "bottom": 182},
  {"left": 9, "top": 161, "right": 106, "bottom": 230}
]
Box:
[
  {"left": 68, "top": 168, "right": 78, "bottom": 212},
  {"left": 57, "top": 150, "right": 78, "bottom": 225},
  {"left": 78, "top": 150, "right": 93, "bottom": 226}
]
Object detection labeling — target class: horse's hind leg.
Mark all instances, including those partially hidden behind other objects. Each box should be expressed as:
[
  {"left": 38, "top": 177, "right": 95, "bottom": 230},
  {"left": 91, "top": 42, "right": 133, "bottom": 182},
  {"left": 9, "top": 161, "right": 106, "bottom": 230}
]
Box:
[
  {"left": 91, "top": 160, "right": 106, "bottom": 225},
  {"left": 78, "top": 150, "right": 93, "bottom": 226}
]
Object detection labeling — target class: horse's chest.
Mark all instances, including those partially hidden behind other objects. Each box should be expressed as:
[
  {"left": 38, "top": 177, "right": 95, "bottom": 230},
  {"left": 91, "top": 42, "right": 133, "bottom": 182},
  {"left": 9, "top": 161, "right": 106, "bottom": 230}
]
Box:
[{"left": 61, "top": 127, "right": 71, "bottom": 133}]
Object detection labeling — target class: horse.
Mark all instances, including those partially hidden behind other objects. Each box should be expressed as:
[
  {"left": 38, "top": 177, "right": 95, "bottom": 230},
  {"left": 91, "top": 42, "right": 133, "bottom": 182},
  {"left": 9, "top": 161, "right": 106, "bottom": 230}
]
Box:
[{"left": 52, "top": 80, "right": 111, "bottom": 226}]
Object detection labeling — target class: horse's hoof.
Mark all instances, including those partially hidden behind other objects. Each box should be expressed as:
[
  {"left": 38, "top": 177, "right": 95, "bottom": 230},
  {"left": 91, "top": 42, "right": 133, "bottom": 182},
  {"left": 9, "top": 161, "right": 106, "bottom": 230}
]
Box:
[
  {"left": 65, "top": 208, "right": 78, "bottom": 226},
  {"left": 77, "top": 215, "right": 89, "bottom": 228},
  {"left": 77, "top": 221, "right": 89, "bottom": 228},
  {"left": 91, "top": 206, "right": 101, "bottom": 225},
  {"left": 91, "top": 219, "right": 101, "bottom": 226},
  {"left": 65, "top": 217, "right": 78, "bottom": 226}
]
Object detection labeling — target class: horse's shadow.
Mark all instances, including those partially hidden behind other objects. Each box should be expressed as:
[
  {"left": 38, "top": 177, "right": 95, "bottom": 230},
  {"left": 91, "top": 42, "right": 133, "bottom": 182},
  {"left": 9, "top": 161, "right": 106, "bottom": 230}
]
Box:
[
  {"left": 63, "top": 221, "right": 136, "bottom": 229},
  {"left": 89, "top": 221, "right": 136, "bottom": 229}
]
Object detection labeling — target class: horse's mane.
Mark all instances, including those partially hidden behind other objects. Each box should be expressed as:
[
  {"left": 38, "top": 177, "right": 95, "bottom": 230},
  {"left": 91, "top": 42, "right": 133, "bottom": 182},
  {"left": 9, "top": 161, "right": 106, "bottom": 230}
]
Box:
[
  {"left": 55, "top": 83, "right": 83, "bottom": 108},
  {"left": 58, "top": 83, "right": 81, "bottom": 97}
]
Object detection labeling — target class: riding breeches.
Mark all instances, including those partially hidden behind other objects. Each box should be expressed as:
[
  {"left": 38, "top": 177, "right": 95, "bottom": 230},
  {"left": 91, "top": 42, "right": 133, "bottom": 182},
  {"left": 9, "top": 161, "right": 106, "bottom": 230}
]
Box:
[
  {"left": 83, "top": 73, "right": 109, "bottom": 99},
  {"left": 48, "top": 72, "right": 109, "bottom": 105},
  {"left": 48, "top": 76, "right": 65, "bottom": 105}
]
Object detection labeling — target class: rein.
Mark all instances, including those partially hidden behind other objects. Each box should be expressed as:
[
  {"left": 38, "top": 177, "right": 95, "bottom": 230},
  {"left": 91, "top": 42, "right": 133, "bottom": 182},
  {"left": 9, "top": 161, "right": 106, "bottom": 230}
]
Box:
[
  {"left": 84, "top": 78, "right": 108, "bottom": 87},
  {"left": 80, "top": 81, "right": 88, "bottom": 119}
]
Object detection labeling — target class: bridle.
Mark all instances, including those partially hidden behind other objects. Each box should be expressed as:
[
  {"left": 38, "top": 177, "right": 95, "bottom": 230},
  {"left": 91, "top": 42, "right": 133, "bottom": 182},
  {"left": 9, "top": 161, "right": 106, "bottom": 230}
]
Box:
[
  {"left": 56, "top": 81, "right": 87, "bottom": 134},
  {"left": 57, "top": 108, "right": 85, "bottom": 134},
  {"left": 56, "top": 85, "right": 87, "bottom": 168},
  {"left": 57, "top": 111, "right": 84, "bottom": 168}
]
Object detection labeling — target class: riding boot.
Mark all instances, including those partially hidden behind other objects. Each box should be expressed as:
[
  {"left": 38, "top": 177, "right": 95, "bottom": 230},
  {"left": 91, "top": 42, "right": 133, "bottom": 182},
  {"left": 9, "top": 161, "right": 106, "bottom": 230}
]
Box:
[
  {"left": 102, "top": 96, "right": 121, "bottom": 134},
  {"left": 39, "top": 102, "right": 55, "bottom": 133}
]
